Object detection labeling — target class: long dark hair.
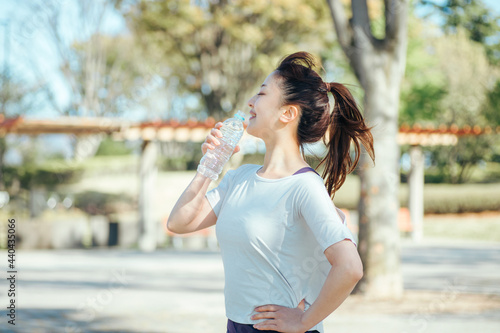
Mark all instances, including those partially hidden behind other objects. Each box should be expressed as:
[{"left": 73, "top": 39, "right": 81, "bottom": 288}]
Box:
[{"left": 274, "top": 51, "right": 375, "bottom": 199}]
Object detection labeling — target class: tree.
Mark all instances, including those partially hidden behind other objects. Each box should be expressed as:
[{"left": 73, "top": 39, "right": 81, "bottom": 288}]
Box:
[
  {"left": 25, "top": 0, "right": 157, "bottom": 161},
  {"left": 399, "top": 14, "right": 447, "bottom": 124},
  {"left": 427, "top": 28, "right": 499, "bottom": 183},
  {"left": 124, "top": 0, "right": 335, "bottom": 119},
  {"left": 326, "top": 0, "right": 409, "bottom": 298},
  {"left": 419, "top": 0, "right": 500, "bottom": 65},
  {"left": 399, "top": 5, "right": 500, "bottom": 183},
  {"left": 484, "top": 79, "right": 500, "bottom": 127},
  {"left": 0, "top": 72, "right": 47, "bottom": 191}
]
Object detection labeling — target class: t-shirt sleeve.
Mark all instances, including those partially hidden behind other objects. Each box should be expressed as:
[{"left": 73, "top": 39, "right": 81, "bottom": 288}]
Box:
[
  {"left": 297, "top": 178, "right": 357, "bottom": 252},
  {"left": 205, "top": 169, "right": 235, "bottom": 217}
]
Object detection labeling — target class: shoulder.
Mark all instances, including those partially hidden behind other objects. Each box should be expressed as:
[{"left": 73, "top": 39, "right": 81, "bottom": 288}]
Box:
[
  {"left": 294, "top": 172, "right": 326, "bottom": 192},
  {"left": 293, "top": 174, "right": 333, "bottom": 207}
]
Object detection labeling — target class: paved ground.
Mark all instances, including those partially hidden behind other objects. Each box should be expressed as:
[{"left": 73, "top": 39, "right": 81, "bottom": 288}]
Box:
[{"left": 1, "top": 239, "right": 500, "bottom": 333}]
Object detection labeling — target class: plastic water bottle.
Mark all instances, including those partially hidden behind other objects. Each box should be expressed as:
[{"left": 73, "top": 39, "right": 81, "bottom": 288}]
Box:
[{"left": 197, "top": 110, "right": 246, "bottom": 180}]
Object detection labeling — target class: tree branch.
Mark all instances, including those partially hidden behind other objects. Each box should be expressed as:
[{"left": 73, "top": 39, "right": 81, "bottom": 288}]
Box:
[
  {"left": 351, "top": 0, "right": 372, "bottom": 35},
  {"left": 384, "top": 0, "right": 409, "bottom": 49},
  {"left": 326, "top": 0, "right": 353, "bottom": 53}
]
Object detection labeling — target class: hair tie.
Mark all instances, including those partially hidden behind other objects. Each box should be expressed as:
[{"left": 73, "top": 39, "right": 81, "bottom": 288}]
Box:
[{"left": 319, "top": 82, "right": 330, "bottom": 95}]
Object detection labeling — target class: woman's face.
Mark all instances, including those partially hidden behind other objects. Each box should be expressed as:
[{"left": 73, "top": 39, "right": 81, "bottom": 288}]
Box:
[{"left": 246, "top": 71, "right": 287, "bottom": 140}]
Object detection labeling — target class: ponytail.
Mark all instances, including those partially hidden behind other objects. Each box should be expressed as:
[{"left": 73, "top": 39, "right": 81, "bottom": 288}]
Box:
[
  {"left": 275, "top": 52, "right": 375, "bottom": 199},
  {"left": 317, "top": 82, "right": 374, "bottom": 199}
]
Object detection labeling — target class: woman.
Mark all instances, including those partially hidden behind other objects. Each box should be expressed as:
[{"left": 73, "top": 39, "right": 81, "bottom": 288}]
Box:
[{"left": 168, "top": 51, "right": 375, "bottom": 333}]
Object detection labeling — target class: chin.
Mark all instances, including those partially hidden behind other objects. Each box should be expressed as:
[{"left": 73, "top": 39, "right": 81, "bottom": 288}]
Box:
[
  {"left": 246, "top": 124, "right": 260, "bottom": 138},
  {"left": 246, "top": 123, "right": 255, "bottom": 136}
]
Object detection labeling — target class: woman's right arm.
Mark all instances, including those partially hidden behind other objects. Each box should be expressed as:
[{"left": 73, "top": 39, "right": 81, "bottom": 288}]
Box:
[
  {"left": 166, "top": 122, "right": 241, "bottom": 234},
  {"left": 166, "top": 173, "right": 217, "bottom": 234}
]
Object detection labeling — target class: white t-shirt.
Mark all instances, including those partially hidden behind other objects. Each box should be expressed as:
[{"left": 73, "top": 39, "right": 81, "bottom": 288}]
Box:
[{"left": 206, "top": 164, "right": 356, "bottom": 333}]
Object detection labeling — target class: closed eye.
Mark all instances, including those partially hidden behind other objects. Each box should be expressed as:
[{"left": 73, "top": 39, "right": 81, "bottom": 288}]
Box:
[{"left": 257, "top": 93, "right": 264, "bottom": 96}]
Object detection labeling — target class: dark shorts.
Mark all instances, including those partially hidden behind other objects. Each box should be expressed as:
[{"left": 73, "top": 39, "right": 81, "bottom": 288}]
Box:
[{"left": 227, "top": 319, "right": 320, "bottom": 333}]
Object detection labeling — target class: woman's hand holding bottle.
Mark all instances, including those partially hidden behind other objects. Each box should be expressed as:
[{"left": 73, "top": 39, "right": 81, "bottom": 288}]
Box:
[
  {"left": 201, "top": 121, "right": 247, "bottom": 156},
  {"left": 198, "top": 111, "right": 247, "bottom": 180}
]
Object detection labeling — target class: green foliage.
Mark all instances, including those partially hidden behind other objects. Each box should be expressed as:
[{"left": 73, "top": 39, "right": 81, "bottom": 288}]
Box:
[
  {"left": 401, "top": 11, "right": 500, "bottom": 183},
  {"left": 0, "top": 73, "right": 43, "bottom": 117},
  {"left": 2, "top": 161, "right": 84, "bottom": 191},
  {"left": 427, "top": 29, "right": 499, "bottom": 182},
  {"left": 483, "top": 79, "right": 500, "bottom": 127},
  {"left": 400, "top": 83, "right": 447, "bottom": 124},
  {"left": 159, "top": 142, "right": 204, "bottom": 171},
  {"left": 95, "top": 137, "right": 134, "bottom": 156},
  {"left": 419, "top": 0, "right": 500, "bottom": 65},
  {"left": 426, "top": 136, "right": 497, "bottom": 183},
  {"left": 400, "top": 14, "right": 448, "bottom": 124},
  {"left": 76, "top": 155, "right": 138, "bottom": 175},
  {"left": 124, "top": 0, "right": 335, "bottom": 119},
  {"left": 73, "top": 190, "right": 135, "bottom": 216}
]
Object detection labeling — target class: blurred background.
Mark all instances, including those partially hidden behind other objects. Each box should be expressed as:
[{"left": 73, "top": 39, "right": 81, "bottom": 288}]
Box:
[
  {"left": 0, "top": 0, "right": 498, "bottom": 251},
  {"left": 0, "top": 0, "right": 499, "bottom": 332}
]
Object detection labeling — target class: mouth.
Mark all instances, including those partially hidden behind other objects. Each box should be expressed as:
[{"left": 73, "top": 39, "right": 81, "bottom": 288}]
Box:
[{"left": 249, "top": 111, "right": 256, "bottom": 120}]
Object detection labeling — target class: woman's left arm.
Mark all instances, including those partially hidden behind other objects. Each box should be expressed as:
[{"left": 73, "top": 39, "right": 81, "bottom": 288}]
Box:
[
  {"left": 252, "top": 240, "right": 362, "bottom": 332},
  {"left": 299, "top": 239, "right": 363, "bottom": 330}
]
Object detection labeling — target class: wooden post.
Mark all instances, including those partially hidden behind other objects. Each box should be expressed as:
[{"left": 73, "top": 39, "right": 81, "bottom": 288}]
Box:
[
  {"left": 138, "top": 139, "right": 158, "bottom": 252},
  {"left": 408, "top": 145, "right": 424, "bottom": 242}
]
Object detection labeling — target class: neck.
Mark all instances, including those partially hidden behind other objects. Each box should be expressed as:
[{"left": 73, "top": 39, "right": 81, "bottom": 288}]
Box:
[{"left": 260, "top": 134, "right": 308, "bottom": 177}]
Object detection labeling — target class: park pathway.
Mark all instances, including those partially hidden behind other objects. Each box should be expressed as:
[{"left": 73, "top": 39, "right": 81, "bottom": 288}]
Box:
[{"left": 1, "top": 239, "right": 499, "bottom": 333}]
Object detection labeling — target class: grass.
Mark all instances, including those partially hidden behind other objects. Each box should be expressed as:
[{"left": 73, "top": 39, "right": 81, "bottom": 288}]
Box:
[
  {"left": 76, "top": 155, "right": 139, "bottom": 175},
  {"left": 423, "top": 213, "right": 500, "bottom": 242},
  {"left": 333, "top": 175, "right": 500, "bottom": 213}
]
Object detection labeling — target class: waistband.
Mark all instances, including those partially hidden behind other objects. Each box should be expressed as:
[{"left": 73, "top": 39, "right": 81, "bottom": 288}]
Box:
[{"left": 227, "top": 319, "right": 320, "bottom": 333}]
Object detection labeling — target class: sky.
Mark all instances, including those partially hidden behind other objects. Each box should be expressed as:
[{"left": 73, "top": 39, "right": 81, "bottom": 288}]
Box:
[{"left": 0, "top": 0, "right": 127, "bottom": 118}]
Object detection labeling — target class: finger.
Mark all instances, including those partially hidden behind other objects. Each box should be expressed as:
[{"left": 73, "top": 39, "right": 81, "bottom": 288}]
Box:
[
  {"left": 253, "top": 322, "right": 278, "bottom": 331},
  {"left": 233, "top": 145, "right": 240, "bottom": 154},
  {"left": 206, "top": 134, "right": 220, "bottom": 146},
  {"left": 215, "top": 122, "right": 224, "bottom": 129},
  {"left": 201, "top": 142, "right": 215, "bottom": 154},
  {"left": 254, "top": 305, "right": 277, "bottom": 312},
  {"left": 243, "top": 119, "right": 249, "bottom": 129},
  {"left": 210, "top": 128, "right": 223, "bottom": 138},
  {"left": 251, "top": 311, "right": 275, "bottom": 320}
]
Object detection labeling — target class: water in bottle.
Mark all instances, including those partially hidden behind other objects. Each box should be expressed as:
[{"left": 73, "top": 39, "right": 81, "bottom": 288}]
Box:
[{"left": 198, "top": 110, "right": 246, "bottom": 180}]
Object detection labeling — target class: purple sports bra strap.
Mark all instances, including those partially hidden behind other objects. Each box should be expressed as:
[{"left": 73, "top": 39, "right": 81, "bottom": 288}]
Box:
[{"left": 293, "top": 167, "right": 320, "bottom": 176}]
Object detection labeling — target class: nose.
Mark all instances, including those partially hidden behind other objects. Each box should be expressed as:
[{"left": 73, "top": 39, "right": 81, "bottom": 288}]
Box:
[{"left": 247, "top": 95, "right": 256, "bottom": 108}]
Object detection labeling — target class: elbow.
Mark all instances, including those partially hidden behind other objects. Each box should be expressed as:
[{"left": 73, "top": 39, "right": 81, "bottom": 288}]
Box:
[
  {"left": 350, "top": 259, "right": 364, "bottom": 283},
  {"left": 166, "top": 219, "right": 174, "bottom": 233},
  {"left": 343, "top": 260, "right": 363, "bottom": 284},
  {"left": 166, "top": 217, "right": 180, "bottom": 234},
  {"left": 166, "top": 217, "right": 190, "bottom": 234},
  {"left": 352, "top": 265, "right": 363, "bottom": 283}
]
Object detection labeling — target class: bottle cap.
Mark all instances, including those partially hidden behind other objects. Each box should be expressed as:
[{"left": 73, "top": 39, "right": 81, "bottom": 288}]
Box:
[{"left": 234, "top": 110, "right": 245, "bottom": 121}]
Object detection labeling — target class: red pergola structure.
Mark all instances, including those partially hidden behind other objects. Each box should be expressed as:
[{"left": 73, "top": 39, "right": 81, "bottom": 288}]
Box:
[
  {"left": 2, "top": 114, "right": 497, "bottom": 143},
  {"left": 1, "top": 114, "right": 498, "bottom": 248}
]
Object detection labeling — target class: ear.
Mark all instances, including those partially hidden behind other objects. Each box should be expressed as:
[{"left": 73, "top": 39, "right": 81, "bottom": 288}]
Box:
[{"left": 279, "top": 105, "right": 300, "bottom": 124}]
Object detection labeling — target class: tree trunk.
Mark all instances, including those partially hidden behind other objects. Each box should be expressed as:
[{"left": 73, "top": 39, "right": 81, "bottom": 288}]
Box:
[
  {"left": 138, "top": 140, "right": 158, "bottom": 252},
  {"left": 327, "top": 0, "right": 409, "bottom": 298},
  {"left": 356, "top": 63, "right": 403, "bottom": 298}
]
